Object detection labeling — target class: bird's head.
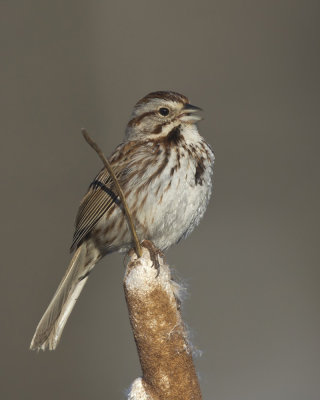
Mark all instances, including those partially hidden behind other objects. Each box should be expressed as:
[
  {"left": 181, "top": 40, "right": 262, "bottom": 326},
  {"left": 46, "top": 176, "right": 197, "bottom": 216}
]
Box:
[{"left": 126, "top": 91, "right": 202, "bottom": 140}]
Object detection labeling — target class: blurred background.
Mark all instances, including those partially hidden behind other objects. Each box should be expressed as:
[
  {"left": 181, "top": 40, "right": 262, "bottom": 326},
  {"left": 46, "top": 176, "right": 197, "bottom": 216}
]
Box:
[{"left": 1, "top": 1, "right": 319, "bottom": 399}]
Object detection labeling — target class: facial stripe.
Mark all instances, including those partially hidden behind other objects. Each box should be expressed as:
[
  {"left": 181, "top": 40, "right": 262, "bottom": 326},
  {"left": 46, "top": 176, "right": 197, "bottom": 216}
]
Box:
[
  {"left": 128, "top": 111, "right": 158, "bottom": 127},
  {"left": 165, "top": 125, "right": 182, "bottom": 145},
  {"left": 136, "top": 91, "right": 189, "bottom": 106},
  {"left": 151, "top": 119, "right": 173, "bottom": 134}
]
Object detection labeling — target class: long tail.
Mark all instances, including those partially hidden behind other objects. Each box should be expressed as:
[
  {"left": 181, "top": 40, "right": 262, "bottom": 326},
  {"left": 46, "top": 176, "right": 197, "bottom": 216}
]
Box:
[{"left": 30, "top": 244, "right": 94, "bottom": 351}]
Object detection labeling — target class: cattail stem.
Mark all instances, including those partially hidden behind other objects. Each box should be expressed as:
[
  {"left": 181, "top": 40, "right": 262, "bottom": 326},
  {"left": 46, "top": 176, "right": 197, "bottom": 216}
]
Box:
[
  {"left": 125, "top": 243, "right": 202, "bottom": 400},
  {"left": 81, "top": 129, "right": 142, "bottom": 258}
]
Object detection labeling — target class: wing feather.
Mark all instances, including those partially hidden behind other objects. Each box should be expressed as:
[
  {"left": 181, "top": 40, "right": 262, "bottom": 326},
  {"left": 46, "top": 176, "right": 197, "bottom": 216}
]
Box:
[
  {"left": 70, "top": 168, "right": 121, "bottom": 251},
  {"left": 70, "top": 139, "right": 143, "bottom": 252}
]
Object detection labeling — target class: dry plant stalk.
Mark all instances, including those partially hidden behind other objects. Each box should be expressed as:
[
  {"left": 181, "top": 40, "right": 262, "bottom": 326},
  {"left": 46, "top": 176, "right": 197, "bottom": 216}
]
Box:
[
  {"left": 81, "top": 129, "right": 142, "bottom": 257},
  {"left": 125, "top": 245, "right": 202, "bottom": 400}
]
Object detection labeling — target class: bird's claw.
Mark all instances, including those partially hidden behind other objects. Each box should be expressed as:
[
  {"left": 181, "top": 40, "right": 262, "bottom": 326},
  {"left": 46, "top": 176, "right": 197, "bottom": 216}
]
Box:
[{"left": 141, "top": 240, "right": 163, "bottom": 277}]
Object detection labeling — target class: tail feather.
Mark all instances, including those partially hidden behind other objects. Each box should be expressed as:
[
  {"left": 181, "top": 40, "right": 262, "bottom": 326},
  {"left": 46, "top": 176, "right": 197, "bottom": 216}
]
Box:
[{"left": 30, "top": 244, "right": 94, "bottom": 351}]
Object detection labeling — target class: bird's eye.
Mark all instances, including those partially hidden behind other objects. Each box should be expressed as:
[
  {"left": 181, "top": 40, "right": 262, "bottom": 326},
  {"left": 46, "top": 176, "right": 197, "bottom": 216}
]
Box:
[{"left": 159, "top": 107, "right": 169, "bottom": 116}]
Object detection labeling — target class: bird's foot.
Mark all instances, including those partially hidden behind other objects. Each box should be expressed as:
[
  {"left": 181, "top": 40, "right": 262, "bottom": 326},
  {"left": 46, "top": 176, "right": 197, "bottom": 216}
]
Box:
[{"left": 141, "top": 240, "right": 164, "bottom": 276}]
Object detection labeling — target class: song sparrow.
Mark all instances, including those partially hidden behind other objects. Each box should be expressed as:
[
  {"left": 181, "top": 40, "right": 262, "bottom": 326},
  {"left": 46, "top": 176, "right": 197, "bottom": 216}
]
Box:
[{"left": 30, "top": 91, "right": 215, "bottom": 351}]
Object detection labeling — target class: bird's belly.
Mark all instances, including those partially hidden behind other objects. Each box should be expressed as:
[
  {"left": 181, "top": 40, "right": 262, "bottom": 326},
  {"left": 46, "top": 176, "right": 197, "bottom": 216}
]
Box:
[
  {"left": 136, "top": 161, "right": 213, "bottom": 251},
  {"left": 93, "top": 139, "right": 214, "bottom": 254}
]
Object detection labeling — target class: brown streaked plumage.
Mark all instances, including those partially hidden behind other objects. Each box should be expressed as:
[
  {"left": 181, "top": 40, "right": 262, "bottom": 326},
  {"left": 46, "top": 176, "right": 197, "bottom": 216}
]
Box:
[
  {"left": 30, "top": 91, "right": 214, "bottom": 351},
  {"left": 136, "top": 91, "right": 188, "bottom": 106}
]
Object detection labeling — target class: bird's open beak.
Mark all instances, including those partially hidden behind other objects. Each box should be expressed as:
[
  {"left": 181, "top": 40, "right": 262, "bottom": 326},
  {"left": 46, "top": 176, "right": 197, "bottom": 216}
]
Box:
[{"left": 179, "top": 103, "right": 203, "bottom": 122}]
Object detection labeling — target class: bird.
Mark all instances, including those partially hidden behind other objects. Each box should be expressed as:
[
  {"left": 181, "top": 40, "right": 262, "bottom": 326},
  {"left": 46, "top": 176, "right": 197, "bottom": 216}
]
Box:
[{"left": 30, "top": 91, "right": 215, "bottom": 351}]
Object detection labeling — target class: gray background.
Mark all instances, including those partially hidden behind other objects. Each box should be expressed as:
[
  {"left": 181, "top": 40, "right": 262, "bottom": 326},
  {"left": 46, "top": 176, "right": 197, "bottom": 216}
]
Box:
[{"left": 1, "top": 1, "right": 319, "bottom": 399}]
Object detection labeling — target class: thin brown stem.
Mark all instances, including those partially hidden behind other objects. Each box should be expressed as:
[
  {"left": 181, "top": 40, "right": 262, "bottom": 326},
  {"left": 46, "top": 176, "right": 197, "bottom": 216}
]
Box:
[{"left": 81, "top": 128, "right": 142, "bottom": 258}]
